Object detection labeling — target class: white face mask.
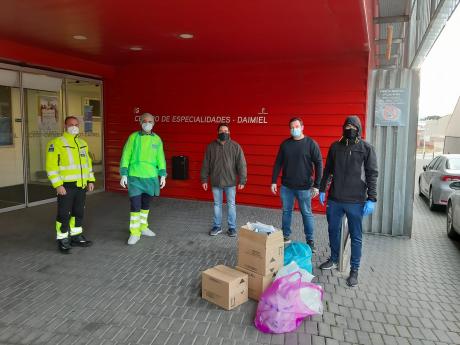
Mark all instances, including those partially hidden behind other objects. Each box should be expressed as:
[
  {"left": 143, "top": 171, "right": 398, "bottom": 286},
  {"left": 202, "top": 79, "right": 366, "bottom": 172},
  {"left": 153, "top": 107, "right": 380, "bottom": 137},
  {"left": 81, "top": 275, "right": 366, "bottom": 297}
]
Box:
[
  {"left": 67, "top": 126, "right": 79, "bottom": 135},
  {"left": 142, "top": 122, "right": 153, "bottom": 132},
  {"left": 290, "top": 127, "right": 302, "bottom": 138}
]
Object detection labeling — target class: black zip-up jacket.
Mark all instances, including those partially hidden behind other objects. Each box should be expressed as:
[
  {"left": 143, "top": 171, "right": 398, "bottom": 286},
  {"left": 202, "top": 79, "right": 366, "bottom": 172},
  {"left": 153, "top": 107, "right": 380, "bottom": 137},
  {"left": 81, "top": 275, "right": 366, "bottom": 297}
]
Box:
[
  {"left": 319, "top": 116, "right": 378, "bottom": 203},
  {"left": 272, "top": 136, "right": 323, "bottom": 190}
]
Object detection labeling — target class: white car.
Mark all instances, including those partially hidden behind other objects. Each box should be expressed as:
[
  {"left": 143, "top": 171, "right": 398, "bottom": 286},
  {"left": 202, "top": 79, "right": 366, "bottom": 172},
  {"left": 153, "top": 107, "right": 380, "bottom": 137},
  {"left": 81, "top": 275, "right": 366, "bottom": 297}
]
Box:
[
  {"left": 447, "top": 182, "right": 460, "bottom": 240},
  {"left": 419, "top": 154, "right": 460, "bottom": 210}
]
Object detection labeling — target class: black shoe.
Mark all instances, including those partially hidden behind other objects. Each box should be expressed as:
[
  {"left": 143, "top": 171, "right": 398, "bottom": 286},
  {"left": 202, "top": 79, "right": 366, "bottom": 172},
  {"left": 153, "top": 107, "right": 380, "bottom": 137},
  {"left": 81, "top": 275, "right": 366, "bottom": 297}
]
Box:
[
  {"left": 306, "top": 240, "right": 316, "bottom": 253},
  {"left": 283, "top": 236, "right": 291, "bottom": 244},
  {"left": 57, "top": 238, "right": 71, "bottom": 254},
  {"left": 70, "top": 234, "right": 92, "bottom": 247},
  {"left": 319, "top": 258, "right": 337, "bottom": 270},
  {"left": 227, "top": 228, "right": 237, "bottom": 237},
  {"left": 209, "top": 227, "right": 222, "bottom": 236},
  {"left": 346, "top": 270, "right": 359, "bottom": 287}
]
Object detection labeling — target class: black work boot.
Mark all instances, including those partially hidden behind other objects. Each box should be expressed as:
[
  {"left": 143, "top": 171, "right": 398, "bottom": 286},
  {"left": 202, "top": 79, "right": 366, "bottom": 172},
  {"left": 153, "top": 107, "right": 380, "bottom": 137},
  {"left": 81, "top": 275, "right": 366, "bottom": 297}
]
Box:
[
  {"left": 57, "top": 237, "right": 71, "bottom": 254},
  {"left": 346, "top": 269, "right": 359, "bottom": 287},
  {"left": 70, "top": 234, "right": 92, "bottom": 247}
]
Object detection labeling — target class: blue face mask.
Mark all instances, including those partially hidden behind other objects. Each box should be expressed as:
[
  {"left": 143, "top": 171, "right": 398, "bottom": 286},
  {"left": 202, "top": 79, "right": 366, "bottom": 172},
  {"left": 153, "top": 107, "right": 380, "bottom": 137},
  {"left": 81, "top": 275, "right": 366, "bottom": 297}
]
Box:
[{"left": 291, "top": 127, "right": 302, "bottom": 138}]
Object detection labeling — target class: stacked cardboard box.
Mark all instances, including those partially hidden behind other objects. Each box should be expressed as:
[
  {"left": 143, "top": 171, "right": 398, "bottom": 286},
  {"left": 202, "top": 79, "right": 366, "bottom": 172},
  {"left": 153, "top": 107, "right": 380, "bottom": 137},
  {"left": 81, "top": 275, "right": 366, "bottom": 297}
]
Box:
[
  {"left": 235, "top": 266, "right": 276, "bottom": 300},
  {"left": 236, "top": 225, "right": 284, "bottom": 300},
  {"left": 202, "top": 265, "right": 248, "bottom": 310},
  {"left": 201, "top": 224, "right": 284, "bottom": 309}
]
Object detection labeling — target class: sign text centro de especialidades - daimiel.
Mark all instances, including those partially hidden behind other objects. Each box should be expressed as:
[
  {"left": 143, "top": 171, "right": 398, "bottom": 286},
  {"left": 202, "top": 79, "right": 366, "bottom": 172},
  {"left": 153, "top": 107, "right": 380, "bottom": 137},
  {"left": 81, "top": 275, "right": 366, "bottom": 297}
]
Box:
[
  {"left": 135, "top": 115, "right": 268, "bottom": 124},
  {"left": 134, "top": 108, "right": 269, "bottom": 124}
]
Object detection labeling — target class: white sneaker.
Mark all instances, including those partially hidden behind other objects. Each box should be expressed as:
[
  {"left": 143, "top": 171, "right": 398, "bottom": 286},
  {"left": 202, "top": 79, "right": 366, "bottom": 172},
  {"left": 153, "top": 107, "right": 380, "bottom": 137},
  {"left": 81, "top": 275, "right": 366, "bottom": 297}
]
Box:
[
  {"left": 141, "top": 228, "right": 156, "bottom": 237},
  {"left": 127, "top": 235, "right": 140, "bottom": 245}
]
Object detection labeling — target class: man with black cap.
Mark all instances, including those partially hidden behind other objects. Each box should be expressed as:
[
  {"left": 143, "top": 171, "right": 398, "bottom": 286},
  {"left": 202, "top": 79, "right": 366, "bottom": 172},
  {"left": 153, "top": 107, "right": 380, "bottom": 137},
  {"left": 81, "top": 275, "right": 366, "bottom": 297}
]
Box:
[{"left": 318, "top": 115, "right": 378, "bottom": 287}]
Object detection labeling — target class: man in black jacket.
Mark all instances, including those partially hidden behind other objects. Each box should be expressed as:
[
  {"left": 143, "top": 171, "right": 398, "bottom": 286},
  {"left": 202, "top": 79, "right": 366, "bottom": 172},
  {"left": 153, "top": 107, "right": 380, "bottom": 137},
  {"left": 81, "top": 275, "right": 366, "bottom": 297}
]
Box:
[
  {"left": 271, "top": 117, "right": 323, "bottom": 251},
  {"left": 318, "top": 115, "right": 378, "bottom": 287}
]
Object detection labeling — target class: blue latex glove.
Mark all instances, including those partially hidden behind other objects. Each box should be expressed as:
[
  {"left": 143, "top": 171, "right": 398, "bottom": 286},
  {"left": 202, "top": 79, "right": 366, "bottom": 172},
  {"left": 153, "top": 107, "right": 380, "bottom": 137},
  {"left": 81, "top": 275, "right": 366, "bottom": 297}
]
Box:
[
  {"left": 319, "top": 192, "right": 326, "bottom": 206},
  {"left": 362, "top": 200, "right": 376, "bottom": 216}
]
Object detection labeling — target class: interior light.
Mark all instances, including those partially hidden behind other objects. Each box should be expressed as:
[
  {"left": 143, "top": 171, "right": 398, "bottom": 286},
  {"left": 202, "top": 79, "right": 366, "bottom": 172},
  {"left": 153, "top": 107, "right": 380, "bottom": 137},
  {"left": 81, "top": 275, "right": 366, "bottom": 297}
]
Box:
[
  {"left": 73, "top": 35, "right": 88, "bottom": 40},
  {"left": 129, "top": 46, "right": 143, "bottom": 51},
  {"left": 178, "top": 33, "right": 194, "bottom": 39}
]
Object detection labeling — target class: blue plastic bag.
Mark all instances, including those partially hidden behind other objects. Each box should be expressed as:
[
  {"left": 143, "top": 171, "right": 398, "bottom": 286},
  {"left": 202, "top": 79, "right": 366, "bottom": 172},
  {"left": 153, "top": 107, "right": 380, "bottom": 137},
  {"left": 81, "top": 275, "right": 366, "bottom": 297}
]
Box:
[{"left": 284, "top": 242, "right": 313, "bottom": 273}]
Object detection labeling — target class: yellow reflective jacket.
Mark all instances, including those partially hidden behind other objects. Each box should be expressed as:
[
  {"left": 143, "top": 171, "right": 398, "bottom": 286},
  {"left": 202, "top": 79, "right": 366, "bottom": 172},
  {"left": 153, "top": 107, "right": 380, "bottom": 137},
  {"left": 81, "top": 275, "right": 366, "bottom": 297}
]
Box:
[{"left": 45, "top": 131, "right": 95, "bottom": 188}]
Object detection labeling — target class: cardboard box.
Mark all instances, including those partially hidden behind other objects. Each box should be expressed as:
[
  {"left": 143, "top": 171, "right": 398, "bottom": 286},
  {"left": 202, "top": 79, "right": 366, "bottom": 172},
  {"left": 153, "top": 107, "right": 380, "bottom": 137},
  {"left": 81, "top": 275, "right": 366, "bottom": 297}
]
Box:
[
  {"left": 236, "top": 266, "right": 276, "bottom": 301},
  {"left": 202, "top": 265, "right": 248, "bottom": 310},
  {"left": 237, "top": 226, "right": 284, "bottom": 276}
]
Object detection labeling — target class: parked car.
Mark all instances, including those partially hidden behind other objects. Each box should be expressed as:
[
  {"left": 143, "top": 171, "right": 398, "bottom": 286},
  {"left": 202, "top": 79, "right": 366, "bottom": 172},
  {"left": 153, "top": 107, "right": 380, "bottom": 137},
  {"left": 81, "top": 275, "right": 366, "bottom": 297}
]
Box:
[
  {"left": 419, "top": 154, "right": 460, "bottom": 210},
  {"left": 447, "top": 181, "right": 460, "bottom": 239}
]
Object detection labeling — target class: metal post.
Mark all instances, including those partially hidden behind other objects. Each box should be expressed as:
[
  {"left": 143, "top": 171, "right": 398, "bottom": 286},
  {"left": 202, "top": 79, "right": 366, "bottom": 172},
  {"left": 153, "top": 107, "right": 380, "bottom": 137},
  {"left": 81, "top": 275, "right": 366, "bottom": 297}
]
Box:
[
  {"left": 422, "top": 133, "right": 426, "bottom": 159},
  {"left": 19, "top": 71, "right": 29, "bottom": 207},
  {"left": 338, "top": 217, "right": 350, "bottom": 272}
]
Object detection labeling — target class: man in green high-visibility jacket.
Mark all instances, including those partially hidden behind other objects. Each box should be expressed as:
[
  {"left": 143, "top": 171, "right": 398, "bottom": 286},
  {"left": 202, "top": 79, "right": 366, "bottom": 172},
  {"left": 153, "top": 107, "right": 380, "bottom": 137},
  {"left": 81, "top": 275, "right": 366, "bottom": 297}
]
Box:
[{"left": 120, "top": 113, "right": 167, "bottom": 245}]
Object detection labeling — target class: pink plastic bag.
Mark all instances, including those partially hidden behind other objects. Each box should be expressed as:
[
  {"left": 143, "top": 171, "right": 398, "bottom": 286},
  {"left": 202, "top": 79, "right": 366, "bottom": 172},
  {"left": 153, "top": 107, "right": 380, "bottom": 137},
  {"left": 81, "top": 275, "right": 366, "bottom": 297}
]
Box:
[{"left": 254, "top": 272, "right": 323, "bottom": 333}]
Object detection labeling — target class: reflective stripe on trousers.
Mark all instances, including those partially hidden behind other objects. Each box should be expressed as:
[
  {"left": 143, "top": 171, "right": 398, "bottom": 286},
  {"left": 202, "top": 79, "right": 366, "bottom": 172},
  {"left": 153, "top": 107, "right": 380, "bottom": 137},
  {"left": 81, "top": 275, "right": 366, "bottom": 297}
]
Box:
[
  {"left": 140, "top": 209, "right": 149, "bottom": 230},
  {"left": 130, "top": 212, "right": 141, "bottom": 236}
]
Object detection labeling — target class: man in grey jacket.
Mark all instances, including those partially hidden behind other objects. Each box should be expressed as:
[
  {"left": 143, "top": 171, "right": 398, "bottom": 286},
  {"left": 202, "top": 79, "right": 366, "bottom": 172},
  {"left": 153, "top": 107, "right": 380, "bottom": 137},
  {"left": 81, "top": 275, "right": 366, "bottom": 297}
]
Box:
[{"left": 201, "top": 123, "right": 247, "bottom": 237}]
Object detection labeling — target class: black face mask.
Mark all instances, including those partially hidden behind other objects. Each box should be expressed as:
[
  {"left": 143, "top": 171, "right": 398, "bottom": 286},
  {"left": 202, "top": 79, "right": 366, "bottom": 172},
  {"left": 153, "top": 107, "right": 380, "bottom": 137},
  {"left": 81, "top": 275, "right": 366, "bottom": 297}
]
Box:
[
  {"left": 218, "top": 132, "right": 229, "bottom": 141},
  {"left": 344, "top": 128, "right": 358, "bottom": 140}
]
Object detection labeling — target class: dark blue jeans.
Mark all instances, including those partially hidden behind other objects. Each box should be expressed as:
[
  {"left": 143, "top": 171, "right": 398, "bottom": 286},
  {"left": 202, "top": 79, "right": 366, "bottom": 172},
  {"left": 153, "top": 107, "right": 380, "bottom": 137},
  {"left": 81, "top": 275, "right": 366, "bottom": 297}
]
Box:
[
  {"left": 280, "top": 185, "right": 314, "bottom": 241},
  {"left": 326, "top": 199, "right": 364, "bottom": 270}
]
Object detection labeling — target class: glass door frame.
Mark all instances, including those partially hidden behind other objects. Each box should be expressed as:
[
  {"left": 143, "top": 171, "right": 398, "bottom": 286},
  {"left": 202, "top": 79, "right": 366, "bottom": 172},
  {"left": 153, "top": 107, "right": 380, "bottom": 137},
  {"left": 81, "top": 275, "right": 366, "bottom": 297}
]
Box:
[
  {"left": 0, "top": 69, "right": 24, "bottom": 212},
  {"left": 0, "top": 62, "right": 104, "bottom": 212}
]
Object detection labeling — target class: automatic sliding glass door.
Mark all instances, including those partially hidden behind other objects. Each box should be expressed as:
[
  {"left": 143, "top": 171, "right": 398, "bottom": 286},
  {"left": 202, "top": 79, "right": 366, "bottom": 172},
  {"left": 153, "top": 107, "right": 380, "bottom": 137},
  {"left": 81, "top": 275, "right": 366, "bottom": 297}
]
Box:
[
  {"left": 23, "top": 73, "right": 64, "bottom": 204},
  {"left": 65, "top": 79, "right": 104, "bottom": 190},
  {"left": 0, "top": 69, "right": 24, "bottom": 211},
  {"left": 0, "top": 64, "right": 104, "bottom": 213}
]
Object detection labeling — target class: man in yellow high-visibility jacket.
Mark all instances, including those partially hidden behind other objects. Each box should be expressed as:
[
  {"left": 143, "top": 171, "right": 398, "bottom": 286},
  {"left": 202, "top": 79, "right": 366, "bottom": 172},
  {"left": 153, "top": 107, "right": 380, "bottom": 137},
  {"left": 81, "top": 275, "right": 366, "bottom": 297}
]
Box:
[{"left": 46, "top": 116, "right": 95, "bottom": 253}]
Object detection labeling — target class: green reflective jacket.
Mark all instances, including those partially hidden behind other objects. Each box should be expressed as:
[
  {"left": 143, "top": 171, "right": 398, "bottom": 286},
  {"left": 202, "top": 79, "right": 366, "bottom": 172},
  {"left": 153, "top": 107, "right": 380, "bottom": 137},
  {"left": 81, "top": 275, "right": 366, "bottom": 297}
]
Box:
[{"left": 120, "top": 131, "right": 167, "bottom": 197}]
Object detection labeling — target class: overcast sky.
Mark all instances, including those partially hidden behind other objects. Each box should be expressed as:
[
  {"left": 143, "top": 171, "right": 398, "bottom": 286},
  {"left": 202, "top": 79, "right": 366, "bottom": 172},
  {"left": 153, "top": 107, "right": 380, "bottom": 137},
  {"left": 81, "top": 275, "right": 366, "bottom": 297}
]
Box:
[{"left": 419, "top": 6, "right": 460, "bottom": 119}]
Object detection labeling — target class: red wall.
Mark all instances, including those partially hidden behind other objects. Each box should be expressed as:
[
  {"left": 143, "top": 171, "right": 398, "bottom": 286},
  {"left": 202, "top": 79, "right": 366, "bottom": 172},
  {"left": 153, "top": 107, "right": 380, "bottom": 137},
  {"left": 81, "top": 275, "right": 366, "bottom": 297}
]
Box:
[
  {"left": 105, "top": 55, "right": 369, "bottom": 212},
  {"left": 0, "top": 34, "right": 370, "bottom": 213}
]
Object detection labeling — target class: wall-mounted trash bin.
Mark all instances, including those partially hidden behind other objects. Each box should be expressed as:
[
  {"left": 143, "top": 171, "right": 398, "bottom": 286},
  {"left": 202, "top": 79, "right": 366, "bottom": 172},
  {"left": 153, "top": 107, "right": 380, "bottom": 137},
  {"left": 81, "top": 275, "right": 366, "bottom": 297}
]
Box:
[{"left": 172, "top": 155, "right": 189, "bottom": 180}]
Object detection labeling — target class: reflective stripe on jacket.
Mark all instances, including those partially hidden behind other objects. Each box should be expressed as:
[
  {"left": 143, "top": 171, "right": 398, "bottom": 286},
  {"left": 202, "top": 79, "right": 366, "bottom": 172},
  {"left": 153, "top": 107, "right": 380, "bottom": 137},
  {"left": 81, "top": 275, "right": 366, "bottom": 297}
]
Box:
[{"left": 46, "top": 131, "right": 95, "bottom": 188}]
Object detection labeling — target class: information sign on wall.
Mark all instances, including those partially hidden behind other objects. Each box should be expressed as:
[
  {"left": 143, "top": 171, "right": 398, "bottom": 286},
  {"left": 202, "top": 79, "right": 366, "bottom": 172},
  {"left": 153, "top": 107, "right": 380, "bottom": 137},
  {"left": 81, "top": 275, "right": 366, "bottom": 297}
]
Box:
[
  {"left": 84, "top": 105, "right": 93, "bottom": 133},
  {"left": 38, "top": 96, "right": 58, "bottom": 131},
  {"left": 375, "top": 88, "right": 408, "bottom": 126}
]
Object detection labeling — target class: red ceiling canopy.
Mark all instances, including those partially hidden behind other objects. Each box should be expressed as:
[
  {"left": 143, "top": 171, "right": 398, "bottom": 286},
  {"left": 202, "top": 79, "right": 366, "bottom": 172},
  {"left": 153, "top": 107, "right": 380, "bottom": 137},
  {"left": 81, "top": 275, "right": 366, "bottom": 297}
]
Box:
[{"left": 0, "top": 0, "right": 369, "bottom": 64}]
